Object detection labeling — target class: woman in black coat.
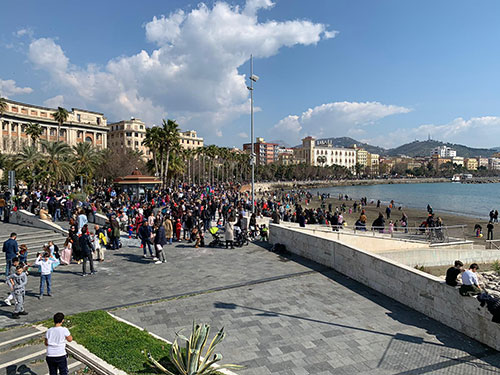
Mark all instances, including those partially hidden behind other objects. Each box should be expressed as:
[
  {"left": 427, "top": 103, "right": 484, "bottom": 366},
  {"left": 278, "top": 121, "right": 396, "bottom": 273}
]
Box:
[{"left": 79, "top": 224, "right": 95, "bottom": 276}]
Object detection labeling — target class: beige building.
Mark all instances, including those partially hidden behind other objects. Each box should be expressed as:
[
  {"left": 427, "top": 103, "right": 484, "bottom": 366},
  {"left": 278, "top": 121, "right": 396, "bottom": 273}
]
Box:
[
  {"left": 179, "top": 130, "right": 204, "bottom": 150},
  {"left": 464, "top": 158, "right": 478, "bottom": 170},
  {"left": 295, "top": 136, "right": 357, "bottom": 172},
  {"left": 0, "top": 99, "right": 107, "bottom": 153},
  {"left": 478, "top": 157, "right": 489, "bottom": 168},
  {"left": 367, "top": 153, "right": 380, "bottom": 175},
  {"left": 355, "top": 147, "right": 369, "bottom": 168},
  {"left": 108, "top": 118, "right": 150, "bottom": 160}
]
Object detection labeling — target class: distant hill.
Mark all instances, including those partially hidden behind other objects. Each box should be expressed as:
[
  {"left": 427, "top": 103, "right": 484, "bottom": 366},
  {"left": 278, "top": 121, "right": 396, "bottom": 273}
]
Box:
[
  {"left": 268, "top": 139, "right": 292, "bottom": 148},
  {"left": 387, "top": 140, "right": 495, "bottom": 158},
  {"left": 315, "top": 137, "right": 387, "bottom": 155}
]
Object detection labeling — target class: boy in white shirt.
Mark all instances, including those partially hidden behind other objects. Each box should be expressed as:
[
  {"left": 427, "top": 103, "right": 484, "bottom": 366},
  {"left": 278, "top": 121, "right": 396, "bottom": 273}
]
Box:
[
  {"left": 35, "top": 252, "right": 55, "bottom": 299},
  {"left": 45, "top": 312, "right": 72, "bottom": 375}
]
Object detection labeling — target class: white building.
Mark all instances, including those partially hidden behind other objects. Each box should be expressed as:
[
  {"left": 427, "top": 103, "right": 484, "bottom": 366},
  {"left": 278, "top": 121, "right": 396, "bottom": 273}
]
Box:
[
  {"left": 489, "top": 158, "right": 500, "bottom": 170},
  {"left": 431, "top": 146, "right": 457, "bottom": 158},
  {"left": 294, "top": 136, "right": 357, "bottom": 172}
]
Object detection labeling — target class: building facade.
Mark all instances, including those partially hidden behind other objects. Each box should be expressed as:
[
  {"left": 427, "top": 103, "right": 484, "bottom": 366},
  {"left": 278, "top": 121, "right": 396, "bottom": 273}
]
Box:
[
  {"left": 179, "top": 130, "right": 204, "bottom": 150},
  {"left": 464, "top": 158, "right": 478, "bottom": 170},
  {"left": 108, "top": 118, "right": 150, "bottom": 160},
  {"left": 0, "top": 99, "right": 107, "bottom": 153},
  {"left": 294, "top": 136, "right": 357, "bottom": 172},
  {"left": 243, "top": 137, "right": 279, "bottom": 165},
  {"left": 431, "top": 146, "right": 456, "bottom": 158}
]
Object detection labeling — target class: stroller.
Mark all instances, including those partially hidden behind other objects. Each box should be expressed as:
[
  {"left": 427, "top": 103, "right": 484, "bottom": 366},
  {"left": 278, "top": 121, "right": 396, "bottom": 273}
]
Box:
[{"left": 208, "top": 227, "right": 225, "bottom": 248}]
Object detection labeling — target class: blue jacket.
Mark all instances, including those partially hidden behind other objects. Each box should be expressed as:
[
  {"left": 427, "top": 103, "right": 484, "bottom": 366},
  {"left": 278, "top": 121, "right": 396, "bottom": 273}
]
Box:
[{"left": 2, "top": 238, "right": 18, "bottom": 260}]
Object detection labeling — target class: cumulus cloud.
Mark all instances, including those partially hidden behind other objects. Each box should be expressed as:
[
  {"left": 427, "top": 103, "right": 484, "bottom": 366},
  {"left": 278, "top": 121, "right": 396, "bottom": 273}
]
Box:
[
  {"left": 0, "top": 79, "right": 33, "bottom": 97},
  {"left": 43, "top": 95, "right": 65, "bottom": 108},
  {"left": 271, "top": 101, "right": 411, "bottom": 145},
  {"left": 14, "top": 27, "right": 34, "bottom": 38},
  {"left": 26, "top": 0, "right": 335, "bottom": 142},
  {"left": 365, "top": 116, "right": 500, "bottom": 149}
]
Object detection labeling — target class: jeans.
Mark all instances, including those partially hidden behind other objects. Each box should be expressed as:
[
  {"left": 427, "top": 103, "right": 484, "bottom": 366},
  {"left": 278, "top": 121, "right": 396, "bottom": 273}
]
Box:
[
  {"left": 40, "top": 274, "right": 52, "bottom": 295},
  {"left": 82, "top": 254, "right": 95, "bottom": 274},
  {"left": 53, "top": 209, "right": 61, "bottom": 222},
  {"left": 5, "top": 258, "right": 12, "bottom": 277},
  {"left": 46, "top": 355, "right": 68, "bottom": 375},
  {"left": 112, "top": 237, "right": 120, "bottom": 250},
  {"left": 141, "top": 239, "right": 153, "bottom": 256}
]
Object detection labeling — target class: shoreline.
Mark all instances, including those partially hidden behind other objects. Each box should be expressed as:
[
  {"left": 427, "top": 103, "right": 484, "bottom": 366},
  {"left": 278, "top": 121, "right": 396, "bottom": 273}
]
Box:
[{"left": 255, "top": 176, "right": 500, "bottom": 193}]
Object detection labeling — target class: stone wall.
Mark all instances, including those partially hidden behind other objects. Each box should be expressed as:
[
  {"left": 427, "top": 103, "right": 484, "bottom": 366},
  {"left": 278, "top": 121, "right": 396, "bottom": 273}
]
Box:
[{"left": 270, "top": 224, "right": 500, "bottom": 351}]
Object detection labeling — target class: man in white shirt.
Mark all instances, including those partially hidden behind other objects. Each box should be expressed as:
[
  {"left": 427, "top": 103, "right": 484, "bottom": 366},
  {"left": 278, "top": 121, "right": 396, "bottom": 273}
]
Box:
[
  {"left": 45, "top": 312, "right": 72, "bottom": 375},
  {"left": 459, "top": 263, "right": 482, "bottom": 296}
]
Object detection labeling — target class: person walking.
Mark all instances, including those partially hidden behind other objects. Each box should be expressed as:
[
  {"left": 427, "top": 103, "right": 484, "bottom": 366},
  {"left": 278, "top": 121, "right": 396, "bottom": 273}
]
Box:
[
  {"left": 138, "top": 220, "right": 154, "bottom": 258},
  {"left": 225, "top": 217, "right": 235, "bottom": 249},
  {"left": 45, "top": 312, "right": 72, "bottom": 375},
  {"left": 79, "top": 224, "right": 95, "bottom": 276},
  {"left": 7, "top": 265, "right": 28, "bottom": 319},
  {"left": 3, "top": 232, "right": 18, "bottom": 277},
  {"left": 164, "top": 216, "right": 173, "bottom": 245},
  {"left": 487, "top": 221, "right": 494, "bottom": 240},
  {"left": 35, "top": 252, "right": 56, "bottom": 298},
  {"left": 153, "top": 222, "right": 167, "bottom": 264}
]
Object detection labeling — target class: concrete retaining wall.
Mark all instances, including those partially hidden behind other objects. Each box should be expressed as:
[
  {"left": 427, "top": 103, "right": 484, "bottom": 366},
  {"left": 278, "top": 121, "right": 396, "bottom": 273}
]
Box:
[
  {"left": 270, "top": 224, "right": 500, "bottom": 351},
  {"left": 379, "top": 248, "right": 500, "bottom": 267},
  {"left": 10, "top": 209, "right": 67, "bottom": 235}
]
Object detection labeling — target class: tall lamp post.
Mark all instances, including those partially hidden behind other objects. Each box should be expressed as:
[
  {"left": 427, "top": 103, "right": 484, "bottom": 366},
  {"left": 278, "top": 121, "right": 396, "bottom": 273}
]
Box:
[{"left": 247, "top": 55, "right": 259, "bottom": 213}]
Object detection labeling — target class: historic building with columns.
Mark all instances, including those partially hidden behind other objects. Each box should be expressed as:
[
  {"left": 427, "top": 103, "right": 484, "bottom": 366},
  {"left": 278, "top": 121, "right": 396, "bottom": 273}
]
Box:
[{"left": 0, "top": 99, "right": 108, "bottom": 153}]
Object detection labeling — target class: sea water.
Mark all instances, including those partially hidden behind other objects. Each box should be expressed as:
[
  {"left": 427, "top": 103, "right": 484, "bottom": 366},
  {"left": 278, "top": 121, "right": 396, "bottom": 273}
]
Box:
[{"left": 310, "top": 182, "right": 500, "bottom": 219}]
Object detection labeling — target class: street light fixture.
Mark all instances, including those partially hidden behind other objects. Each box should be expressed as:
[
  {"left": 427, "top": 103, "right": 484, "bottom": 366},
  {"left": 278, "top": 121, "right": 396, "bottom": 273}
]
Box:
[{"left": 247, "top": 55, "right": 258, "bottom": 214}]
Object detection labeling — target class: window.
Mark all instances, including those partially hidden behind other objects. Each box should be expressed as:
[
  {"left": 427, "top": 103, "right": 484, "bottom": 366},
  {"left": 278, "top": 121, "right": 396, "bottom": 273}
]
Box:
[
  {"left": 134, "top": 132, "right": 138, "bottom": 137},
  {"left": 135, "top": 141, "right": 139, "bottom": 147},
  {"left": 11, "top": 124, "right": 16, "bottom": 132},
  {"left": 77, "top": 114, "right": 81, "bottom": 122},
  {"left": 50, "top": 128, "right": 56, "bottom": 136},
  {"left": 96, "top": 134, "right": 101, "bottom": 140},
  {"left": 77, "top": 131, "right": 83, "bottom": 138},
  {"left": 85, "top": 136, "right": 92, "bottom": 143},
  {"left": 96, "top": 117, "right": 101, "bottom": 125},
  {"left": 127, "top": 141, "right": 131, "bottom": 146},
  {"left": 126, "top": 132, "right": 132, "bottom": 137},
  {"left": 60, "top": 129, "right": 66, "bottom": 136},
  {"left": 2, "top": 122, "right": 7, "bottom": 130},
  {"left": 140, "top": 126, "right": 144, "bottom": 130}
]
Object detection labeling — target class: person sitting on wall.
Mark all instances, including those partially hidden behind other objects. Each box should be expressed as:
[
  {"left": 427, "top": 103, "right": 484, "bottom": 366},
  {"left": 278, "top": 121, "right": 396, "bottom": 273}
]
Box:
[
  {"left": 445, "top": 260, "right": 464, "bottom": 287},
  {"left": 39, "top": 208, "right": 52, "bottom": 221},
  {"left": 459, "top": 263, "right": 482, "bottom": 296}
]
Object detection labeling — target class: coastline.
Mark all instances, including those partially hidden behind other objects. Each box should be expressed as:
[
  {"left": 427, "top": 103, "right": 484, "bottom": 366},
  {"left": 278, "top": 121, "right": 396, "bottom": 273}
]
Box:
[{"left": 254, "top": 176, "right": 500, "bottom": 193}]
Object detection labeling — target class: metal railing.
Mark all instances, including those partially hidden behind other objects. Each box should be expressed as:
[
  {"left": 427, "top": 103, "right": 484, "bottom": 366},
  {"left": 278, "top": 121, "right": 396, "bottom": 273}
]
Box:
[{"left": 278, "top": 222, "right": 468, "bottom": 244}]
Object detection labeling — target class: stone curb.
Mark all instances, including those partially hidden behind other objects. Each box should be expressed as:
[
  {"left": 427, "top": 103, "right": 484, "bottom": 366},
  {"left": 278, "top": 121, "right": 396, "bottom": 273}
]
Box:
[
  {"left": 108, "top": 312, "right": 239, "bottom": 375},
  {"left": 34, "top": 324, "right": 127, "bottom": 375}
]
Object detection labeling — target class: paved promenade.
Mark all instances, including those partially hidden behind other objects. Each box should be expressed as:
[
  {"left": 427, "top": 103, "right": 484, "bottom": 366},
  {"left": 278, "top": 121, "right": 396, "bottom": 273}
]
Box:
[{"left": 1, "top": 223, "right": 500, "bottom": 374}]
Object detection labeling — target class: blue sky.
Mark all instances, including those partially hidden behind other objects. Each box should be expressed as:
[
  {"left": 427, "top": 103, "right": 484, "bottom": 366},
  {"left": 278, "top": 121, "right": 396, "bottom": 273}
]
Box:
[{"left": 2, "top": 0, "right": 500, "bottom": 149}]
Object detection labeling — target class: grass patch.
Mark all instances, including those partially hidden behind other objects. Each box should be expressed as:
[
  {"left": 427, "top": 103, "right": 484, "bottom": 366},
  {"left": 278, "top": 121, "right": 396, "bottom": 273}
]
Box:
[{"left": 45, "top": 310, "right": 175, "bottom": 374}]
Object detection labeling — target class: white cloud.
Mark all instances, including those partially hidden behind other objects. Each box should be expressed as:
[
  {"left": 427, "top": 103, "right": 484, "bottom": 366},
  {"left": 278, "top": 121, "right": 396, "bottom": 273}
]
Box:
[
  {"left": 43, "top": 95, "right": 65, "bottom": 108},
  {"left": 26, "top": 0, "right": 335, "bottom": 143},
  {"left": 271, "top": 101, "right": 411, "bottom": 145},
  {"left": 367, "top": 116, "right": 500, "bottom": 149},
  {"left": 14, "top": 27, "right": 34, "bottom": 38},
  {"left": 0, "top": 79, "right": 33, "bottom": 97},
  {"left": 238, "top": 132, "right": 249, "bottom": 138}
]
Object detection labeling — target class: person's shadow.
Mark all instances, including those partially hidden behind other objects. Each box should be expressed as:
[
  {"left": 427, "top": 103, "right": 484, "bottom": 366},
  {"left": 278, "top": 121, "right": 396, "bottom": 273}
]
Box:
[{"left": 6, "top": 364, "right": 37, "bottom": 375}]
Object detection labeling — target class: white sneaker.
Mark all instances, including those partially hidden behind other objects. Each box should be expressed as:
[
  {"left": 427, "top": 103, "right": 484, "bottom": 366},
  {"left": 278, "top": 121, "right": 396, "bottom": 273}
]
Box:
[
  {"left": 155, "top": 260, "right": 162, "bottom": 264},
  {"left": 152, "top": 257, "right": 159, "bottom": 261},
  {"left": 4, "top": 298, "right": 11, "bottom": 306}
]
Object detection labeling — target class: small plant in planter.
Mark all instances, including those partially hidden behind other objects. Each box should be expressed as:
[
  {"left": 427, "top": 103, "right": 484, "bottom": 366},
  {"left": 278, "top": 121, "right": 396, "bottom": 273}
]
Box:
[{"left": 147, "top": 322, "right": 241, "bottom": 375}]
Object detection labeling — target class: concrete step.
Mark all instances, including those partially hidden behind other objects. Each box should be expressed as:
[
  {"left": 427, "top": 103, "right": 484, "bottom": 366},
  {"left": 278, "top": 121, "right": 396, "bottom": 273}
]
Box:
[{"left": 0, "top": 326, "right": 85, "bottom": 374}]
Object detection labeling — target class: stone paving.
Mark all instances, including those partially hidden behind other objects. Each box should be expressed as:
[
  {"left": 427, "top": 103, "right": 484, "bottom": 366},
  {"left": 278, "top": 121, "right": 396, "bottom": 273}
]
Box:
[{"left": 1, "top": 222, "right": 500, "bottom": 374}]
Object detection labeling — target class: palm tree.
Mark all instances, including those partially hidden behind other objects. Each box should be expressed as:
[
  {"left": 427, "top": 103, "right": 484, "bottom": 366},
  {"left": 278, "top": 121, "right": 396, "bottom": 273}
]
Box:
[
  {"left": 10, "top": 145, "right": 41, "bottom": 187},
  {"left": 25, "top": 122, "right": 43, "bottom": 147},
  {"left": 0, "top": 97, "right": 7, "bottom": 115},
  {"left": 159, "top": 119, "right": 180, "bottom": 185},
  {"left": 53, "top": 107, "right": 69, "bottom": 139},
  {"left": 142, "top": 126, "right": 162, "bottom": 176},
  {"left": 72, "top": 142, "right": 102, "bottom": 186},
  {"left": 40, "top": 140, "right": 74, "bottom": 187}
]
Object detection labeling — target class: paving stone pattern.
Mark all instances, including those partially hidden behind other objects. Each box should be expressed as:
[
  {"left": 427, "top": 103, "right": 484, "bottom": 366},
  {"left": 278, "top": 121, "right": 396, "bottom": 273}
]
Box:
[{"left": 1, "top": 222, "right": 500, "bottom": 374}]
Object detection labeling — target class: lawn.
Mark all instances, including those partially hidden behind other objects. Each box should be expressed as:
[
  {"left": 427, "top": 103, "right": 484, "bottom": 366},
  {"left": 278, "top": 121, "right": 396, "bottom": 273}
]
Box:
[{"left": 44, "top": 310, "right": 175, "bottom": 374}]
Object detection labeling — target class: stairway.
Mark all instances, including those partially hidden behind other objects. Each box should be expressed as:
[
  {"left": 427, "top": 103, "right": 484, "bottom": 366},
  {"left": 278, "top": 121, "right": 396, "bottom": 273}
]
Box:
[
  {"left": 0, "top": 227, "right": 67, "bottom": 274},
  {"left": 0, "top": 325, "right": 85, "bottom": 375}
]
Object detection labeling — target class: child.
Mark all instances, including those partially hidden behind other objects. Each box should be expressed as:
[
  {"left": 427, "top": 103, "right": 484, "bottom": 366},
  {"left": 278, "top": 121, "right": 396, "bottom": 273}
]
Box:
[
  {"left": 18, "top": 244, "right": 28, "bottom": 265},
  {"left": 175, "top": 219, "right": 182, "bottom": 242},
  {"left": 260, "top": 224, "right": 269, "bottom": 242},
  {"left": 7, "top": 265, "right": 28, "bottom": 319},
  {"left": 95, "top": 225, "right": 107, "bottom": 262},
  {"left": 4, "top": 257, "right": 19, "bottom": 306},
  {"left": 35, "top": 252, "right": 56, "bottom": 299},
  {"left": 60, "top": 237, "right": 72, "bottom": 265}
]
